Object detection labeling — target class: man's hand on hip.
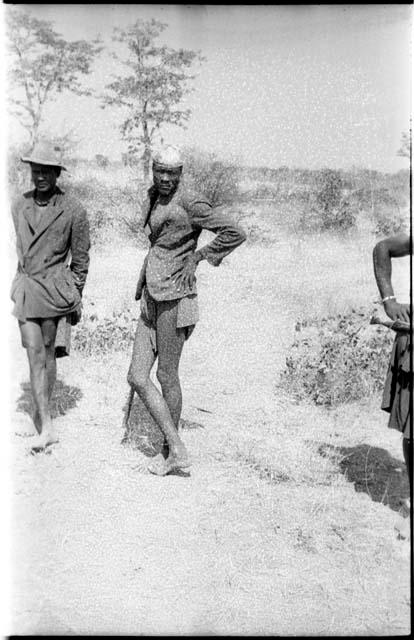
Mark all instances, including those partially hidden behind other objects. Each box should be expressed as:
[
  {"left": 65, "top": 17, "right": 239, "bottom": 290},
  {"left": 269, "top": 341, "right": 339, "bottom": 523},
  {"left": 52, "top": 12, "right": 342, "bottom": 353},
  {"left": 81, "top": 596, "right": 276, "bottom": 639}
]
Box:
[
  {"left": 173, "top": 254, "right": 200, "bottom": 292},
  {"left": 384, "top": 300, "right": 410, "bottom": 323}
]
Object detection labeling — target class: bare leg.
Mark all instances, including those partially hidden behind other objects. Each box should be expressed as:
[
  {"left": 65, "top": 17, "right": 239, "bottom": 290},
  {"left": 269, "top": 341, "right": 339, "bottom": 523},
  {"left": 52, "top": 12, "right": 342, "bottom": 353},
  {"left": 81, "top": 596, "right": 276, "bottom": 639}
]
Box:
[
  {"left": 127, "top": 315, "right": 191, "bottom": 473},
  {"left": 121, "top": 386, "right": 135, "bottom": 442},
  {"left": 402, "top": 438, "right": 412, "bottom": 493},
  {"left": 395, "top": 437, "right": 411, "bottom": 540},
  {"left": 156, "top": 303, "right": 188, "bottom": 461},
  {"left": 18, "top": 319, "right": 58, "bottom": 450},
  {"left": 42, "top": 318, "right": 58, "bottom": 403}
]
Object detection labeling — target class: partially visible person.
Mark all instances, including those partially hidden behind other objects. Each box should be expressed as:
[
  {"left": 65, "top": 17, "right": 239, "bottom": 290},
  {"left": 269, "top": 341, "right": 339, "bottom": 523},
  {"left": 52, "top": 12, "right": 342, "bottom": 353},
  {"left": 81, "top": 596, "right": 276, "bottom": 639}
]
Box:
[
  {"left": 125, "top": 145, "right": 246, "bottom": 476},
  {"left": 11, "top": 141, "right": 90, "bottom": 451},
  {"left": 373, "top": 232, "right": 412, "bottom": 539}
]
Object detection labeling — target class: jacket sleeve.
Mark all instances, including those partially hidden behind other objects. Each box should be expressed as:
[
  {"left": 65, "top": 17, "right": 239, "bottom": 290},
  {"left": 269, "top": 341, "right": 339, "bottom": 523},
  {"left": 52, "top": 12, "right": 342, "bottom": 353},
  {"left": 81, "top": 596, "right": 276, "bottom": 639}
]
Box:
[
  {"left": 135, "top": 254, "right": 148, "bottom": 300},
  {"left": 189, "top": 198, "right": 247, "bottom": 266},
  {"left": 70, "top": 205, "right": 90, "bottom": 295}
]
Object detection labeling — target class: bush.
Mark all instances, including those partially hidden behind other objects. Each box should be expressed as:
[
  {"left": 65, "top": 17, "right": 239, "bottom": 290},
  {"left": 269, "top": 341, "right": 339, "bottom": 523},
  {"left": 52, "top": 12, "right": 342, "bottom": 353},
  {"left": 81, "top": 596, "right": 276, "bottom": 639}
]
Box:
[
  {"left": 73, "top": 308, "right": 138, "bottom": 356},
  {"left": 313, "top": 170, "right": 356, "bottom": 232},
  {"left": 182, "top": 147, "right": 240, "bottom": 206},
  {"left": 64, "top": 177, "right": 147, "bottom": 246},
  {"left": 278, "top": 308, "right": 395, "bottom": 407}
]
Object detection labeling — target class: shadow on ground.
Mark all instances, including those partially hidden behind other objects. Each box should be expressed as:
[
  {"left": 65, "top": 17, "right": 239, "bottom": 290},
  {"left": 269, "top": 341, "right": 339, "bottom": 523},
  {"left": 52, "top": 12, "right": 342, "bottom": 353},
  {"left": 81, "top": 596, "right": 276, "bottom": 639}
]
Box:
[
  {"left": 319, "top": 443, "right": 410, "bottom": 513},
  {"left": 16, "top": 379, "right": 83, "bottom": 421},
  {"left": 121, "top": 391, "right": 204, "bottom": 458}
]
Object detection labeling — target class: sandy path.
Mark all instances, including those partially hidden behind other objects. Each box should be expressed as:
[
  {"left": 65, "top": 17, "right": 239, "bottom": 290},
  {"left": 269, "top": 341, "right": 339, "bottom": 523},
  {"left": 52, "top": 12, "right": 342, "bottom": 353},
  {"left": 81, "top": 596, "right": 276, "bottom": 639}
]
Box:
[{"left": 9, "top": 243, "right": 410, "bottom": 635}]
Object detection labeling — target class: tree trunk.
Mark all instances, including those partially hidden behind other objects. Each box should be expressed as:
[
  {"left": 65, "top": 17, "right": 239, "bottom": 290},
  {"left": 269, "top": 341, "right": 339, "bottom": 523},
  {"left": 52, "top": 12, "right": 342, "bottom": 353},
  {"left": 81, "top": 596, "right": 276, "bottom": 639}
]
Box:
[
  {"left": 142, "top": 116, "right": 151, "bottom": 181},
  {"left": 142, "top": 145, "right": 151, "bottom": 181},
  {"left": 29, "top": 118, "right": 41, "bottom": 152}
]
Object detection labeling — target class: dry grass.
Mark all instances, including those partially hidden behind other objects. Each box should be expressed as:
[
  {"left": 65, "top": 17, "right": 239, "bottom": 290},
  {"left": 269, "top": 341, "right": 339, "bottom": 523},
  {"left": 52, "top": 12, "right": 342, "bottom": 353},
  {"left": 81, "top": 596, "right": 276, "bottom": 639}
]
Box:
[{"left": 9, "top": 166, "right": 410, "bottom": 635}]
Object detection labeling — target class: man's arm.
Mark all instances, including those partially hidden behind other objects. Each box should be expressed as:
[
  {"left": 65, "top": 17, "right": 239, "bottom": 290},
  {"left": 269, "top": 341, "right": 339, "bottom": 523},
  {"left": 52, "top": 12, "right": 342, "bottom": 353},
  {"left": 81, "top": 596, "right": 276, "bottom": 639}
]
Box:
[
  {"left": 175, "top": 199, "right": 246, "bottom": 291},
  {"left": 70, "top": 206, "right": 91, "bottom": 296},
  {"left": 373, "top": 232, "right": 411, "bottom": 323},
  {"left": 191, "top": 201, "right": 247, "bottom": 266}
]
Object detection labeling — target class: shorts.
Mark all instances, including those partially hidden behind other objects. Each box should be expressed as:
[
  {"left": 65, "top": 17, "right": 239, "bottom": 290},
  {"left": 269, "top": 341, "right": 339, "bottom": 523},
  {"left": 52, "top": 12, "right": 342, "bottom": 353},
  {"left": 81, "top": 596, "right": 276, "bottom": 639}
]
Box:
[
  {"left": 140, "top": 287, "right": 199, "bottom": 353},
  {"left": 381, "top": 331, "right": 412, "bottom": 438}
]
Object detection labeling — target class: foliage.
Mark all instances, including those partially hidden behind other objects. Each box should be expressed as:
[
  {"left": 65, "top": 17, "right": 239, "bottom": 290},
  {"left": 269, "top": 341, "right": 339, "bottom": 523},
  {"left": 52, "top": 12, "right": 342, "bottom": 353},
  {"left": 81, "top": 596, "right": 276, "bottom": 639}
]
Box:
[
  {"left": 73, "top": 308, "right": 138, "bottom": 356},
  {"left": 6, "top": 6, "right": 102, "bottom": 148},
  {"left": 95, "top": 154, "right": 109, "bottom": 168},
  {"left": 182, "top": 147, "right": 240, "bottom": 206},
  {"left": 372, "top": 207, "right": 408, "bottom": 237},
  {"left": 101, "top": 19, "right": 204, "bottom": 179},
  {"left": 63, "top": 177, "right": 147, "bottom": 246},
  {"left": 278, "top": 308, "right": 395, "bottom": 407},
  {"left": 397, "top": 130, "right": 410, "bottom": 160},
  {"left": 311, "top": 170, "right": 356, "bottom": 232},
  {"left": 7, "top": 143, "right": 31, "bottom": 194}
]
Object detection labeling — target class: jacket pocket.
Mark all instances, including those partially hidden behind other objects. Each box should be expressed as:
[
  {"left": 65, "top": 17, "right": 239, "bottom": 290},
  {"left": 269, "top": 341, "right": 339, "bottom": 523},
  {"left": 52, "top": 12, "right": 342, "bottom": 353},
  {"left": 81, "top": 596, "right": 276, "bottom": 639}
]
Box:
[
  {"left": 10, "top": 272, "right": 21, "bottom": 302},
  {"left": 53, "top": 269, "right": 80, "bottom": 306}
]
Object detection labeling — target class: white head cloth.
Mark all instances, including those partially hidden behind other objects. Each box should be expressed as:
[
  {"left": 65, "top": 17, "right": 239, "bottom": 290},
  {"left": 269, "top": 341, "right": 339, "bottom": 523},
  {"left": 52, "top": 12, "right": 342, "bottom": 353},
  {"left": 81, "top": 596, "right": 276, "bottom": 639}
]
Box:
[{"left": 152, "top": 145, "right": 183, "bottom": 169}]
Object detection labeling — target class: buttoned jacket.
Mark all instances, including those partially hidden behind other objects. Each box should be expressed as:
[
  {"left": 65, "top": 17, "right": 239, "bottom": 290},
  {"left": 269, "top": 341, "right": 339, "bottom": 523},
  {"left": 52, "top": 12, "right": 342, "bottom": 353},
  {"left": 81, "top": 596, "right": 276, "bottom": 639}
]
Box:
[
  {"left": 136, "top": 182, "right": 247, "bottom": 302},
  {"left": 10, "top": 187, "right": 90, "bottom": 320}
]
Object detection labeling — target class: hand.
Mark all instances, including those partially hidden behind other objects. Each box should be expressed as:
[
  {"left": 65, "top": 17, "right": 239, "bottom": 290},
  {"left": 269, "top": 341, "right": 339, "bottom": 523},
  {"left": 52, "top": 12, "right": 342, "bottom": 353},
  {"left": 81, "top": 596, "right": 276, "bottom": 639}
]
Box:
[
  {"left": 135, "top": 283, "right": 143, "bottom": 301},
  {"left": 173, "top": 254, "right": 198, "bottom": 292},
  {"left": 383, "top": 300, "right": 410, "bottom": 323},
  {"left": 71, "top": 303, "right": 83, "bottom": 326}
]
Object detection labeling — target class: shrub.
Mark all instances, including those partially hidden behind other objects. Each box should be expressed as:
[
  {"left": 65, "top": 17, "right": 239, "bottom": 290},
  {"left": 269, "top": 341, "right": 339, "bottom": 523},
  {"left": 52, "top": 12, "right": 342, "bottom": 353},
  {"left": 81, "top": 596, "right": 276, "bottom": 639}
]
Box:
[
  {"left": 278, "top": 308, "right": 395, "bottom": 407},
  {"left": 182, "top": 147, "right": 240, "bottom": 206},
  {"left": 95, "top": 154, "right": 109, "bottom": 168},
  {"left": 372, "top": 205, "right": 408, "bottom": 237},
  {"left": 64, "top": 177, "right": 147, "bottom": 245},
  {"left": 73, "top": 308, "right": 138, "bottom": 356}
]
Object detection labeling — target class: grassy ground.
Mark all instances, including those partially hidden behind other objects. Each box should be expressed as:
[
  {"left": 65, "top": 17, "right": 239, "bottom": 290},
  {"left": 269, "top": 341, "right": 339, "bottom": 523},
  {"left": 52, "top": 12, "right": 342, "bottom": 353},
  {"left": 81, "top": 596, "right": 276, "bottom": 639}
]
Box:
[{"left": 8, "top": 198, "right": 411, "bottom": 634}]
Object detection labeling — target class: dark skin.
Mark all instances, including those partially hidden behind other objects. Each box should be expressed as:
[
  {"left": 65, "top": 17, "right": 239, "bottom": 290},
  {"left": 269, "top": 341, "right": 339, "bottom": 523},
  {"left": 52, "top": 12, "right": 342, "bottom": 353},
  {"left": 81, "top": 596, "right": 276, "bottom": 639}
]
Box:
[
  {"left": 126, "top": 162, "right": 207, "bottom": 474},
  {"left": 30, "top": 162, "right": 82, "bottom": 325},
  {"left": 373, "top": 232, "right": 411, "bottom": 323},
  {"left": 31, "top": 163, "right": 61, "bottom": 201},
  {"left": 20, "top": 164, "right": 81, "bottom": 450},
  {"left": 373, "top": 232, "right": 412, "bottom": 538},
  {"left": 152, "top": 163, "right": 205, "bottom": 291}
]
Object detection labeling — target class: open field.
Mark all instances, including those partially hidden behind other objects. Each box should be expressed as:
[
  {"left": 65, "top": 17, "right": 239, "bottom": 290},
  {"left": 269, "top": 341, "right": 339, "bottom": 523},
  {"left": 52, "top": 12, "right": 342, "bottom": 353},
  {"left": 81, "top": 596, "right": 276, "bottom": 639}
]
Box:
[{"left": 8, "top": 189, "right": 411, "bottom": 633}]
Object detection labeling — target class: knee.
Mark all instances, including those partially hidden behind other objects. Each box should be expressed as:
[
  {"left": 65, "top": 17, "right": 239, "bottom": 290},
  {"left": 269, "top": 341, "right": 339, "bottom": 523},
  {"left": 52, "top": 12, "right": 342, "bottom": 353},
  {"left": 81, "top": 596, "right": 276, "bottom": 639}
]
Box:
[
  {"left": 127, "top": 366, "right": 149, "bottom": 393},
  {"left": 43, "top": 333, "right": 56, "bottom": 351},
  {"left": 156, "top": 366, "right": 179, "bottom": 389},
  {"left": 26, "top": 343, "right": 46, "bottom": 367}
]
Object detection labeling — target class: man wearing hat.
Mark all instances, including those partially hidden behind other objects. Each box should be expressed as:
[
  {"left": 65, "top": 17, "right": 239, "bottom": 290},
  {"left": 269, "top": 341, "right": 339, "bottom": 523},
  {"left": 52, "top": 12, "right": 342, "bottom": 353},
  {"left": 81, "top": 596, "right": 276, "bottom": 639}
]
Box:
[
  {"left": 126, "top": 145, "right": 246, "bottom": 476},
  {"left": 11, "top": 140, "right": 90, "bottom": 451}
]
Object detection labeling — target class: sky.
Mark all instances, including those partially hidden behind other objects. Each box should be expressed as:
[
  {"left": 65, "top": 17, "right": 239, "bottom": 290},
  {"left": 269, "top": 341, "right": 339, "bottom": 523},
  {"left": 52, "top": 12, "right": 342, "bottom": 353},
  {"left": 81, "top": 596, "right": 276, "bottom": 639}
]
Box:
[{"left": 3, "top": 3, "right": 413, "bottom": 172}]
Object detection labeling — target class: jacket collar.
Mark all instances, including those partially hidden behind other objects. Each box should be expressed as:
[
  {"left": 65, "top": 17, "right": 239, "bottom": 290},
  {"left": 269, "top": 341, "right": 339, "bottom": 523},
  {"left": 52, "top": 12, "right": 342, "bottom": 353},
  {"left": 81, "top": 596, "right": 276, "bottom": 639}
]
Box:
[{"left": 22, "top": 186, "right": 66, "bottom": 251}]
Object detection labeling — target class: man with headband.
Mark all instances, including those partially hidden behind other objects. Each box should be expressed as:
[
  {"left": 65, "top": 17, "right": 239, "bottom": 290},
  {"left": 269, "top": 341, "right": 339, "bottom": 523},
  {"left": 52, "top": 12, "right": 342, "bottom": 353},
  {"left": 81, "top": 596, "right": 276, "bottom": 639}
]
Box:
[{"left": 126, "top": 145, "right": 246, "bottom": 476}]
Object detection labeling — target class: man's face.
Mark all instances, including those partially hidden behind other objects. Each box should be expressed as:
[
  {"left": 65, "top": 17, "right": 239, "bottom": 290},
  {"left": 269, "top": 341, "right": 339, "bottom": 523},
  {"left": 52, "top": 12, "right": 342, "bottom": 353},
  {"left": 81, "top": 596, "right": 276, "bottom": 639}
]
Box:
[
  {"left": 152, "top": 164, "right": 182, "bottom": 196},
  {"left": 30, "top": 163, "right": 59, "bottom": 193}
]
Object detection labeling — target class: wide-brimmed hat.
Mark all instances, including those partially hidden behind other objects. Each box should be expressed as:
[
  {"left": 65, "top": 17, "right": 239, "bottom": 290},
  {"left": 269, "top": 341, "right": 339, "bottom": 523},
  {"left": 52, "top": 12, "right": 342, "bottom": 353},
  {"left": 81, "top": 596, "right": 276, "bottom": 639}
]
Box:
[
  {"left": 21, "top": 140, "right": 67, "bottom": 171},
  {"left": 152, "top": 145, "right": 183, "bottom": 169}
]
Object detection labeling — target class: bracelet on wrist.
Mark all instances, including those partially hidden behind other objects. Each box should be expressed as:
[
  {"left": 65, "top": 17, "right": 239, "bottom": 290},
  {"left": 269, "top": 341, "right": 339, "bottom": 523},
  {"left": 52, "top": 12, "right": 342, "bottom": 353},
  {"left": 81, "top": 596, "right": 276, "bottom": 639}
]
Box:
[{"left": 382, "top": 295, "right": 396, "bottom": 304}]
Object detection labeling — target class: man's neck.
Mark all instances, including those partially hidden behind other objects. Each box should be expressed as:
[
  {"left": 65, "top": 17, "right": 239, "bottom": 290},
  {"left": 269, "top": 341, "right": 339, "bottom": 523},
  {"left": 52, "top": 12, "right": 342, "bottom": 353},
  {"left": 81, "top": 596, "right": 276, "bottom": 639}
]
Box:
[{"left": 34, "top": 187, "right": 56, "bottom": 203}]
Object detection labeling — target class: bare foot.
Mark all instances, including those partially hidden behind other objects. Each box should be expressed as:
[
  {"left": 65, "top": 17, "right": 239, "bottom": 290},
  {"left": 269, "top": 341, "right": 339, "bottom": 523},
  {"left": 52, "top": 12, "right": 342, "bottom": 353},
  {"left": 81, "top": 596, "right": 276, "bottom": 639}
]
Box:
[
  {"left": 30, "top": 430, "right": 59, "bottom": 453},
  {"left": 33, "top": 409, "right": 41, "bottom": 434},
  {"left": 148, "top": 452, "right": 191, "bottom": 476}
]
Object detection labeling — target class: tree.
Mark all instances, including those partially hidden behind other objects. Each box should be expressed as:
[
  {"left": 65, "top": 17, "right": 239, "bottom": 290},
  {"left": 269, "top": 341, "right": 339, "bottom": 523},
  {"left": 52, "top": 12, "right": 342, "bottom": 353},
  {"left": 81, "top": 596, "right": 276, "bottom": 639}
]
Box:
[
  {"left": 101, "top": 19, "right": 204, "bottom": 179},
  {"left": 397, "top": 130, "right": 411, "bottom": 160},
  {"left": 95, "top": 154, "right": 109, "bottom": 168},
  {"left": 182, "top": 148, "right": 240, "bottom": 207},
  {"left": 6, "top": 6, "right": 102, "bottom": 150}
]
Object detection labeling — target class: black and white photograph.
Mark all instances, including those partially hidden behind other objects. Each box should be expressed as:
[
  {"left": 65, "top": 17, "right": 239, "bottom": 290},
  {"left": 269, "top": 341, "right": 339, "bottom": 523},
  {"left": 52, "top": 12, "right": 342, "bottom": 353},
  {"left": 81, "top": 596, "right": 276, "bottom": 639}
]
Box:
[{"left": 2, "top": 3, "right": 412, "bottom": 636}]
